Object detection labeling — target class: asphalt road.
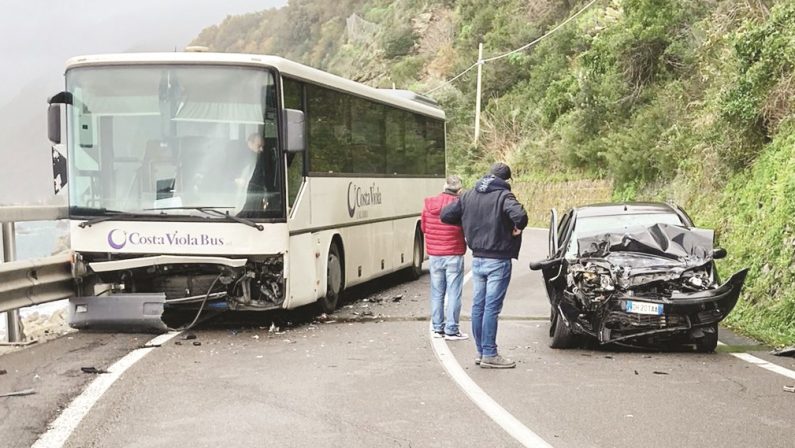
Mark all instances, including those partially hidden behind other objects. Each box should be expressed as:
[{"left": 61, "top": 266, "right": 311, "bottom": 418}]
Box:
[{"left": 1, "top": 229, "right": 794, "bottom": 447}]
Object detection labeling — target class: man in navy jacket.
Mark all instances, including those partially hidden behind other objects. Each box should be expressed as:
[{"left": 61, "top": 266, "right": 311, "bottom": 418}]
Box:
[{"left": 441, "top": 163, "right": 528, "bottom": 368}]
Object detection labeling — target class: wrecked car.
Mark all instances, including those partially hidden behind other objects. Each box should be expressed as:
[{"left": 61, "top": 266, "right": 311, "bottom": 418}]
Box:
[{"left": 529, "top": 203, "right": 747, "bottom": 352}]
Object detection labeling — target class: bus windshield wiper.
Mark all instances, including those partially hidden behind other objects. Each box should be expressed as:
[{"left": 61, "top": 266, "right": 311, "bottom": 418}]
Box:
[
  {"left": 143, "top": 206, "right": 264, "bottom": 231},
  {"left": 75, "top": 208, "right": 167, "bottom": 228},
  {"left": 196, "top": 207, "right": 264, "bottom": 231}
]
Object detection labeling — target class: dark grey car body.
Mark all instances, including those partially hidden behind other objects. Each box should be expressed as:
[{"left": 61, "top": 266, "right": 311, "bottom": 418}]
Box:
[{"left": 531, "top": 203, "right": 748, "bottom": 351}]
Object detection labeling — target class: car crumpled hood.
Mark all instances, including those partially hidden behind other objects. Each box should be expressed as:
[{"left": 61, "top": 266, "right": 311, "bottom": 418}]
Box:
[
  {"left": 575, "top": 224, "right": 715, "bottom": 289},
  {"left": 577, "top": 223, "right": 714, "bottom": 263}
]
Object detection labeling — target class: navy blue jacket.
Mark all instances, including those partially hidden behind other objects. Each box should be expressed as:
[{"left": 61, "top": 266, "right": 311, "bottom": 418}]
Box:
[{"left": 440, "top": 176, "right": 528, "bottom": 259}]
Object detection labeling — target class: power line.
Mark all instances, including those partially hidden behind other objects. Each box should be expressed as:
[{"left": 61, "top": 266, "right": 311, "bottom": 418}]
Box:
[
  {"left": 481, "top": 0, "right": 600, "bottom": 63},
  {"left": 424, "top": 62, "right": 478, "bottom": 95},
  {"left": 422, "top": 0, "right": 600, "bottom": 95}
]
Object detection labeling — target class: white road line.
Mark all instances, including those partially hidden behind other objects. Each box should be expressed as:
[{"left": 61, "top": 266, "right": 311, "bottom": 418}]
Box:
[
  {"left": 718, "top": 342, "right": 795, "bottom": 381},
  {"left": 430, "top": 330, "right": 552, "bottom": 447},
  {"left": 432, "top": 270, "right": 552, "bottom": 447},
  {"left": 31, "top": 331, "right": 182, "bottom": 448}
]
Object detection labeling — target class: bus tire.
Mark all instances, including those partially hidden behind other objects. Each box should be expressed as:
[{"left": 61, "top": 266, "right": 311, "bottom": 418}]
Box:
[
  {"left": 405, "top": 228, "right": 423, "bottom": 281},
  {"left": 318, "top": 243, "right": 343, "bottom": 314}
]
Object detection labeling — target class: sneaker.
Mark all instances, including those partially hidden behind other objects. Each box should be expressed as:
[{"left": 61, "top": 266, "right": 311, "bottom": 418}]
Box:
[
  {"left": 475, "top": 356, "right": 482, "bottom": 365},
  {"left": 480, "top": 354, "right": 516, "bottom": 369},
  {"left": 444, "top": 332, "right": 469, "bottom": 341},
  {"left": 432, "top": 331, "right": 445, "bottom": 339}
]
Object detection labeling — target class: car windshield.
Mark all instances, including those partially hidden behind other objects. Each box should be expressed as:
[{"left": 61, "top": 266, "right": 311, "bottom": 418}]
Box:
[
  {"left": 66, "top": 65, "right": 283, "bottom": 220},
  {"left": 566, "top": 212, "right": 684, "bottom": 258}
]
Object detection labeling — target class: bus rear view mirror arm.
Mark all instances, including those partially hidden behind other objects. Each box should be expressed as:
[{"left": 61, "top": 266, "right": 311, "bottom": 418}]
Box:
[
  {"left": 285, "top": 108, "right": 305, "bottom": 153},
  {"left": 529, "top": 258, "right": 562, "bottom": 271}
]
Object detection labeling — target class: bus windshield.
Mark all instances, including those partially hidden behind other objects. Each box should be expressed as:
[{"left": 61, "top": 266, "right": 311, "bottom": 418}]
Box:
[{"left": 66, "top": 65, "right": 283, "bottom": 220}]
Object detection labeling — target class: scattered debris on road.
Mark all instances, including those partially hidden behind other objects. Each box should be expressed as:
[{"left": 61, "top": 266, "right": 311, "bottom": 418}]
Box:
[
  {"left": 653, "top": 371, "right": 669, "bottom": 375},
  {"left": 0, "top": 389, "right": 36, "bottom": 398},
  {"left": 783, "top": 385, "right": 795, "bottom": 393},
  {"left": 192, "top": 341, "right": 202, "bottom": 346},
  {"left": 771, "top": 346, "right": 795, "bottom": 357},
  {"left": 184, "top": 333, "right": 198, "bottom": 340},
  {"left": 0, "top": 369, "right": 7, "bottom": 375},
  {"left": 81, "top": 367, "right": 108, "bottom": 374},
  {"left": 392, "top": 294, "right": 403, "bottom": 303}
]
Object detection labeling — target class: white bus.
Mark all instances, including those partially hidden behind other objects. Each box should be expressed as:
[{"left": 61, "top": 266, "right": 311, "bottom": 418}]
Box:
[{"left": 46, "top": 52, "right": 446, "bottom": 330}]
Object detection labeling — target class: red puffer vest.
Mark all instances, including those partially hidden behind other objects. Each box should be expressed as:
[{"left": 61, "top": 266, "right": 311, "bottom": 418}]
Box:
[{"left": 421, "top": 192, "right": 466, "bottom": 256}]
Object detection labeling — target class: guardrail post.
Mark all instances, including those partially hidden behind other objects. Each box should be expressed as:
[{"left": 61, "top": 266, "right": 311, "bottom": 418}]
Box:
[{"left": 2, "top": 222, "right": 22, "bottom": 343}]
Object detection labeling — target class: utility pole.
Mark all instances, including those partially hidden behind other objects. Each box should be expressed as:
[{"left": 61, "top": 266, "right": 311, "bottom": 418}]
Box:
[{"left": 474, "top": 42, "right": 483, "bottom": 144}]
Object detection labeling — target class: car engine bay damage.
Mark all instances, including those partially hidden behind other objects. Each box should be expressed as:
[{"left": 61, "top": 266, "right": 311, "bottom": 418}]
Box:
[{"left": 557, "top": 224, "right": 747, "bottom": 346}]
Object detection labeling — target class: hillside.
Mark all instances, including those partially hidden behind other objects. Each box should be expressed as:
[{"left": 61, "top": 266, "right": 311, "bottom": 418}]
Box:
[{"left": 193, "top": 0, "right": 795, "bottom": 346}]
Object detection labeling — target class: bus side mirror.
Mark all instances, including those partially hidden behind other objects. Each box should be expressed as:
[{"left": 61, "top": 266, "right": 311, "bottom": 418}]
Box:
[
  {"left": 47, "top": 91, "right": 72, "bottom": 145},
  {"left": 285, "top": 108, "right": 305, "bottom": 153},
  {"left": 48, "top": 104, "right": 61, "bottom": 144}
]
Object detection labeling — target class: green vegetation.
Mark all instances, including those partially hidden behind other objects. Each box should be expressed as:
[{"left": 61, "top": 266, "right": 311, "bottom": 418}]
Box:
[{"left": 193, "top": 0, "right": 795, "bottom": 345}]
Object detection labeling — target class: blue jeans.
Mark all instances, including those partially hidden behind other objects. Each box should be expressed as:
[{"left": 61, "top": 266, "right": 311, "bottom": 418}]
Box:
[
  {"left": 471, "top": 257, "right": 512, "bottom": 357},
  {"left": 429, "top": 255, "right": 464, "bottom": 335}
]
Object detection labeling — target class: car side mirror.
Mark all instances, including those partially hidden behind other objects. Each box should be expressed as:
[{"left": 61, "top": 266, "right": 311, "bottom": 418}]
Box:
[
  {"left": 529, "top": 258, "right": 562, "bottom": 271},
  {"left": 713, "top": 248, "right": 727, "bottom": 260},
  {"left": 284, "top": 108, "right": 305, "bottom": 153}
]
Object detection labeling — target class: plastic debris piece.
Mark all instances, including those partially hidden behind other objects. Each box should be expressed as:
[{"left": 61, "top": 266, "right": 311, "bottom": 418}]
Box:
[
  {"left": 0, "top": 389, "right": 35, "bottom": 398},
  {"left": 184, "top": 333, "right": 197, "bottom": 340},
  {"left": 192, "top": 341, "right": 202, "bottom": 346},
  {"left": 771, "top": 346, "right": 795, "bottom": 357},
  {"left": 652, "top": 371, "right": 669, "bottom": 375},
  {"left": 392, "top": 295, "right": 403, "bottom": 302},
  {"left": 81, "top": 367, "right": 108, "bottom": 374},
  {"left": 784, "top": 385, "right": 795, "bottom": 393}
]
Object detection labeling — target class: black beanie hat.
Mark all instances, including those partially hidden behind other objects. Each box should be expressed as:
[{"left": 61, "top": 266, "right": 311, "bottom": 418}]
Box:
[{"left": 490, "top": 162, "right": 512, "bottom": 180}]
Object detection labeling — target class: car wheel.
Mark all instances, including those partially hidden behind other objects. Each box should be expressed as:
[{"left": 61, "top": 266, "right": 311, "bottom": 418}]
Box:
[
  {"left": 695, "top": 323, "right": 719, "bottom": 353},
  {"left": 550, "top": 307, "right": 578, "bottom": 349},
  {"left": 318, "top": 243, "right": 343, "bottom": 314}
]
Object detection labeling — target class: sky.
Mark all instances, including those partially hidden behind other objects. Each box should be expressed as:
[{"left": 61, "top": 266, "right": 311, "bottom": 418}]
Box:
[{"left": 0, "top": 0, "right": 286, "bottom": 205}]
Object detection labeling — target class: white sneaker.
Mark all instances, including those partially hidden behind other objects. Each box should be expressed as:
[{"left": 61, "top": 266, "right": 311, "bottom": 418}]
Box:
[
  {"left": 444, "top": 332, "right": 469, "bottom": 341},
  {"left": 432, "top": 331, "right": 445, "bottom": 339}
]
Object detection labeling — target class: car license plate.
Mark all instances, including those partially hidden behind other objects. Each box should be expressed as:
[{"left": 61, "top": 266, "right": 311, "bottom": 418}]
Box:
[{"left": 625, "top": 300, "right": 663, "bottom": 315}]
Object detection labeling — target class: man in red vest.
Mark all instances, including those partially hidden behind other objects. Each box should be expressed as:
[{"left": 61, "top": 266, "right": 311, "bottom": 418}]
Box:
[{"left": 421, "top": 175, "right": 468, "bottom": 340}]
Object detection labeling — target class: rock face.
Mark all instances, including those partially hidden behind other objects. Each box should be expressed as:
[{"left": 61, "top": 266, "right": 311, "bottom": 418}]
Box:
[{"left": 1, "top": 306, "right": 74, "bottom": 345}]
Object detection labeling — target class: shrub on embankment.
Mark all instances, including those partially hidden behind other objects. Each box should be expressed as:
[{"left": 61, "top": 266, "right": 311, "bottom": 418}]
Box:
[{"left": 193, "top": 0, "right": 795, "bottom": 345}]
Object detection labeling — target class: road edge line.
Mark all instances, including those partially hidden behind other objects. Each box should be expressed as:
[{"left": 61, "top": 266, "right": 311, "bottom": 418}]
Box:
[
  {"left": 430, "top": 330, "right": 552, "bottom": 448},
  {"left": 431, "top": 269, "right": 552, "bottom": 447},
  {"left": 718, "top": 342, "right": 795, "bottom": 381},
  {"left": 31, "top": 331, "right": 182, "bottom": 448}
]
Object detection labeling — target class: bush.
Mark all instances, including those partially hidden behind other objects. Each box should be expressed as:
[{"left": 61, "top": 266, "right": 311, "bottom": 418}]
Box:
[{"left": 382, "top": 25, "right": 417, "bottom": 58}]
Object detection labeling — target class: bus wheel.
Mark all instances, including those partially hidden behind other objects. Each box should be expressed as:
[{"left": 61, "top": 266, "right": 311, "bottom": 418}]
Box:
[
  {"left": 318, "top": 243, "right": 343, "bottom": 314},
  {"left": 405, "top": 229, "right": 423, "bottom": 280}
]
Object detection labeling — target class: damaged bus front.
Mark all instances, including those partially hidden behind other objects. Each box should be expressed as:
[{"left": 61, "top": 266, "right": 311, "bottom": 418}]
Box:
[
  {"left": 532, "top": 214, "right": 748, "bottom": 351},
  {"left": 47, "top": 56, "right": 299, "bottom": 331}
]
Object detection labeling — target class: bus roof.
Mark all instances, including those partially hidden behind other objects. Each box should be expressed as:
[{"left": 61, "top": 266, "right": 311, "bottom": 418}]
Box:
[{"left": 64, "top": 52, "right": 446, "bottom": 120}]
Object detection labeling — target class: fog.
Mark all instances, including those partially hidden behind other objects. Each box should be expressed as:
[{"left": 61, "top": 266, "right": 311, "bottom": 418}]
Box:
[{"left": 0, "top": 0, "right": 285, "bottom": 205}]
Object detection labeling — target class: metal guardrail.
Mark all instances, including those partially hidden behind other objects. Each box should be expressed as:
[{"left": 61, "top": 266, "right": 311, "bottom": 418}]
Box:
[
  {"left": 0, "top": 253, "right": 74, "bottom": 314},
  {"left": 0, "top": 205, "right": 68, "bottom": 222},
  {"left": 0, "top": 205, "right": 71, "bottom": 343}
]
